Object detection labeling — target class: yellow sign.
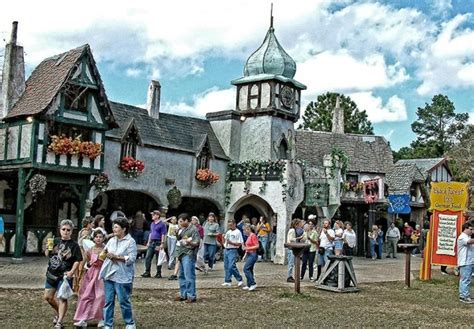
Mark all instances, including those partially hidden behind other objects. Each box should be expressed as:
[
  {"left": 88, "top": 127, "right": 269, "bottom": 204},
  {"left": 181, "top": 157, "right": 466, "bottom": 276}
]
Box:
[{"left": 429, "top": 182, "right": 469, "bottom": 211}]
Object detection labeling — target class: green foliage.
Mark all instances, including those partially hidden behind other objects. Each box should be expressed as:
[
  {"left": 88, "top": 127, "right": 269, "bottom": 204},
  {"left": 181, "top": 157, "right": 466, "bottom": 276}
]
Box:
[
  {"left": 299, "top": 92, "right": 374, "bottom": 135},
  {"left": 446, "top": 125, "right": 474, "bottom": 182},
  {"left": 397, "top": 94, "right": 469, "bottom": 160},
  {"left": 225, "top": 160, "right": 287, "bottom": 205},
  {"left": 330, "top": 147, "right": 349, "bottom": 177}
]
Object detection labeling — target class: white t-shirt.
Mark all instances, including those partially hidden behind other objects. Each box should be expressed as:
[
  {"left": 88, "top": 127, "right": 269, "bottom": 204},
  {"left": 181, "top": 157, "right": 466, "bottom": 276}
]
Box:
[
  {"left": 334, "top": 228, "right": 344, "bottom": 241},
  {"left": 343, "top": 229, "right": 357, "bottom": 248},
  {"left": 224, "top": 228, "right": 243, "bottom": 249},
  {"left": 319, "top": 228, "right": 335, "bottom": 249},
  {"left": 457, "top": 232, "right": 473, "bottom": 267}
]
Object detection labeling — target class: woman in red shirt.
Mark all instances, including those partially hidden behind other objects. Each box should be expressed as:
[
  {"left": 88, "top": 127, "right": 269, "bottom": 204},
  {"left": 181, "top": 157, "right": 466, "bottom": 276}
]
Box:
[{"left": 242, "top": 224, "right": 259, "bottom": 291}]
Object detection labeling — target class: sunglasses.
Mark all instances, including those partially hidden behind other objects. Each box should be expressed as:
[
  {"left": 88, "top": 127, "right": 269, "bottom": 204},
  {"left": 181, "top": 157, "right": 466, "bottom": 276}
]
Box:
[{"left": 61, "top": 228, "right": 72, "bottom": 232}]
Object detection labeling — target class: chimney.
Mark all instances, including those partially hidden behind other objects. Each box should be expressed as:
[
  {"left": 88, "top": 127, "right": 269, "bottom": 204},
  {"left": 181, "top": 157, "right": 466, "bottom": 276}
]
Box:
[
  {"left": 331, "top": 95, "right": 344, "bottom": 134},
  {"left": 146, "top": 80, "right": 161, "bottom": 119},
  {"left": 1, "top": 21, "right": 26, "bottom": 118}
]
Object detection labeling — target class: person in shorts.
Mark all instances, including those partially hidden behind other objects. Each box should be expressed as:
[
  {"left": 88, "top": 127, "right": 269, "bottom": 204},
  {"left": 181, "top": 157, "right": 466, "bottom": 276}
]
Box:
[{"left": 44, "top": 219, "right": 82, "bottom": 329}]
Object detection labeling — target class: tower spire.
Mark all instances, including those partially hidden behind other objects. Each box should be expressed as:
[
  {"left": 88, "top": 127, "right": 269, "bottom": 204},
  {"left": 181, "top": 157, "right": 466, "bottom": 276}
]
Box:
[{"left": 270, "top": 3, "right": 274, "bottom": 30}]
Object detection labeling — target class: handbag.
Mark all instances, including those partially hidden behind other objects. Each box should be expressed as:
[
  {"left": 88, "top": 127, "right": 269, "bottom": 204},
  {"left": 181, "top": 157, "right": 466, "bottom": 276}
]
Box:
[
  {"left": 46, "top": 271, "right": 60, "bottom": 286},
  {"left": 318, "top": 247, "right": 325, "bottom": 255}
]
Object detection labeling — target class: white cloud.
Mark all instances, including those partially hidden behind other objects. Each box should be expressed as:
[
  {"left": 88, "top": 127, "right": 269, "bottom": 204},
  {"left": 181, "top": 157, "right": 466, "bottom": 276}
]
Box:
[
  {"left": 416, "top": 14, "right": 474, "bottom": 95},
  {"left": 349, "top": 92, "right": 407, "bottom": 123},
  {"left": 431, "top": 0, "right": 452, "bottom": 16},
  {"left": 296, "top": 50, "right": 409, "bottom": 106},
  {"left": 161, "top": 87, "right": 234, "bottom": 118},
  {"left": 125, "top": 68, "right": 143, "bottom": 78}
]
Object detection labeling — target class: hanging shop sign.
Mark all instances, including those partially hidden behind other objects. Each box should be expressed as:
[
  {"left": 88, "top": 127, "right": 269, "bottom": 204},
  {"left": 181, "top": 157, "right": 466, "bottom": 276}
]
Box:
[
  {"left": 387, "top": 194, "right": 411, "bottom": 214},
  {"left": 429, "top": 182, "right": 469, "bottom": 212}
]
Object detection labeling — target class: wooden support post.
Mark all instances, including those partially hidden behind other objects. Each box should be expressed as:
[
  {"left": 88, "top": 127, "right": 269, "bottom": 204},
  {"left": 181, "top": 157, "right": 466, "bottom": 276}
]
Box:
[
  {"left": 337, "top": 259, "right": 345, "bottom": 290},
  {"left": 398, "top": 243, "right": 418, "bottom": 288},
  {"left": 294, "top": 250, "right": 302, "bottom": 293},
  {"left": 78, "top": 184, "right": 88, "bottom": 228},
  {"left": 13, "top": 168, "right": 26, "bottom": 261}
]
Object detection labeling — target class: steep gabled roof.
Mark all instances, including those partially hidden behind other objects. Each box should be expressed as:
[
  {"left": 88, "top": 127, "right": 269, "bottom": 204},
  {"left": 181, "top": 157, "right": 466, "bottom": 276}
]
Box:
[
  {"left": 107, "top": 102, "right": 228, "bottom": 160},
  {"left": 395, "top": 158, "right": 448, "bottom": 177},
  {"left": 5, "top": 44, "right": 116, "bottom": 126},
  {"left": 386, "top": 163, "right": 425, "bottom": 194},
  {"left": 192, "top": 133, "right": 214, "bottom": 157},
  {"left": 120, "top": 118, "right": 143, "bottom": 146},
  {"left": 296, "top": 130, "right": 393, "bottom": 174}
]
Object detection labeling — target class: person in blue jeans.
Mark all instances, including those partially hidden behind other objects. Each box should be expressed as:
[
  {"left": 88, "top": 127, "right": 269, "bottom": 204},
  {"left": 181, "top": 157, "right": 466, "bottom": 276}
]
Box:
[
  {"left": 173, "top": 213, "right": 201, "bottom": 303},
  {"left": 368, "top": 225, "right": 378, "bottom": 260},
  {"left": 203, "top": 213, "right": 220, "bottom": 271},
  {"left": 141, "top": 210, "right": 167, "bottom": 278},
  {"left": 457, "top": 221, "right": 474, "bottom": 304},
  {"left": 242, "top": 224, "right": 259, "bottom": 290},
  {"left": 100, "top": 217, "right": 137, "bottom": 329},
  {"left": 377, "top": 225, "right": 384, "bottom": 259},
  {"left": 222, "top": 219, "right": 244, "bottom": 287}
]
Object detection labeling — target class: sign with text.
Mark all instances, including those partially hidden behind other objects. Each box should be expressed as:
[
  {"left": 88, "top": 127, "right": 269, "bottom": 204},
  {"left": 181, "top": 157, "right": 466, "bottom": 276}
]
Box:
[
  {"left": 429, "top": 182, "right": 469, "bottom": 212},
  {"left": 435, "top": 214, "right": 458, "bottom": 256},
  {"left": 431, "top": 210, "right": 464, "bottom": 266}
]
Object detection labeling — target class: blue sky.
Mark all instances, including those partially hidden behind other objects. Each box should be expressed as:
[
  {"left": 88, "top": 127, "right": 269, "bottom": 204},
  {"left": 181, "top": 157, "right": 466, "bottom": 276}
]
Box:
[{"left": 1, "top": 0, "right": 473, "bottom": 150}]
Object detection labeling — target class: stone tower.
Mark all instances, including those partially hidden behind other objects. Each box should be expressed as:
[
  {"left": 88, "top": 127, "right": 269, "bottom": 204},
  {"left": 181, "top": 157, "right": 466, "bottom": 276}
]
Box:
[{"left": 208, "top": 15, "right": 306, "bottom": 162}]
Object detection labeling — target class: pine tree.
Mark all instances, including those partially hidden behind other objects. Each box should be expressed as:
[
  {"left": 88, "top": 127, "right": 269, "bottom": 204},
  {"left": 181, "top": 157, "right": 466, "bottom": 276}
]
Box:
[{"left": 299, "top": 92, "right": 374, "bottom": 135}]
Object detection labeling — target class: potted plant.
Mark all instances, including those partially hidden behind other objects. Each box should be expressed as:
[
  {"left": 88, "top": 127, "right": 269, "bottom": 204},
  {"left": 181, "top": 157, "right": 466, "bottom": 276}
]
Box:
[
  {"left": 91, "top": 173, "right": 110, "bottom": 192},
  {"left": 195, "top": 168, "right": 220, "bottom": 187},
  {"left": 119, "top": 156, "right": 145, "bottom": 179}
]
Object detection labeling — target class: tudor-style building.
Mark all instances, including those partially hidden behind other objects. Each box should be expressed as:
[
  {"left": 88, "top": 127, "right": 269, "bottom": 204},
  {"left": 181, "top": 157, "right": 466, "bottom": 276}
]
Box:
[
  {"left": 0, "top": 23, "right": 116, "bottom": 259},
  {"left": 296, "top": 102, "right": 394, "bottom": 256},
  {"left": 0, "top": 18, "right": 396, "bottom": 261}
]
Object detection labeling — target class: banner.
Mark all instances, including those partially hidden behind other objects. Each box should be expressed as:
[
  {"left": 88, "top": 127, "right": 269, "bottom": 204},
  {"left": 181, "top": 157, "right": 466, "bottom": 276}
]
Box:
[
  {"left": 387, "top": 194, "right": 411, "bottom": 214},
  {"left": 430, "top": 210, "right": 464, "bottom": 266},
  {"left": 364, "top": 179, "right": 379, "bottom": 204},
  {"left": 430, "top": 182, "right": 469, "bottom": 212}
]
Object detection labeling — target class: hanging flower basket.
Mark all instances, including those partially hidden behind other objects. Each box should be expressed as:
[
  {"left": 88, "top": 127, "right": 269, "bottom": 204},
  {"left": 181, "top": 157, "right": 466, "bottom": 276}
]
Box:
[
  {"left": 343, "top": 181, "right": 364, "bottom": 193},
  {"left": 119, "top": 156, "right": 145, "bottom": 179},
  {"left": 48, "top": 135, "right": 102, "bottom": 159},
  {"left": 195, "top": 168, "right": 220, "bottom": 187},
  {"left": 91, "top": 172, "right": 110, "bottom": 192},
  {"left": 167, "top": 186, "right": 182, "bottom": 209},
  {"left": 29, "top": 174, "right": 47, "bottom": 201}
]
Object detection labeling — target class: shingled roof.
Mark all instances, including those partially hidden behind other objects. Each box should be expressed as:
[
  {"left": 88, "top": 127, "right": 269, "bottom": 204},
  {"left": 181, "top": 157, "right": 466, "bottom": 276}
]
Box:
[
  {"left": 386, "top": 163, "right": 425, "bottom": 194},
  {"left": 296, "top": 130, "right": 393, "bottom": 174},
  {"left": 5, "top": 44, "right": 115, "bottom": 126},
  {"left": 395, "top": 158, "right": 447, "bottom": 177},
  {"left": 108, "top": 102, "right": 229, "bottom": 160}
]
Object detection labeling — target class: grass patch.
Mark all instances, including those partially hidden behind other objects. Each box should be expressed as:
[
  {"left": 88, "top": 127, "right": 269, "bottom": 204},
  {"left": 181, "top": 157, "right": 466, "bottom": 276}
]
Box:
[{"left": 278, "top": 291, "right": 314, "bottom": 300}]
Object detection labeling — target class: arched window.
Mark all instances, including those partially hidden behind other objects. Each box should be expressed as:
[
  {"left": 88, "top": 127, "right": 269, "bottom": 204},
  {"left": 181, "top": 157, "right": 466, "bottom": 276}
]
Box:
[{"left": 279, "top": 139, "right": 288, "bottom": 159}]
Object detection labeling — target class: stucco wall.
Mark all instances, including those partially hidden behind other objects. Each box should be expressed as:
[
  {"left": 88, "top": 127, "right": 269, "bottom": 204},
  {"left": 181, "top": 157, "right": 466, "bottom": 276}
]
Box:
[
  {"left": 226, "top": 161, "right": 304, "bottom": 264},
  {"left": 209, "top": 119, "right": 240, "bottom": 161},
  {"left": 102, "top": 140, "right": 227, "bottom": 211}
]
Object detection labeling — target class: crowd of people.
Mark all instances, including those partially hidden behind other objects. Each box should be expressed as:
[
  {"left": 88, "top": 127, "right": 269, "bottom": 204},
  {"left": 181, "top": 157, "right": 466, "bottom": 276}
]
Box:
[
  {"left": 42, "top": 209, "right": 473, "bottom": 328},
  {"left": 285, "top": 216, "right": 357, "bottom": 283},
  {"left": 43, "top": 210, "right": 269, "bottom": 328}
]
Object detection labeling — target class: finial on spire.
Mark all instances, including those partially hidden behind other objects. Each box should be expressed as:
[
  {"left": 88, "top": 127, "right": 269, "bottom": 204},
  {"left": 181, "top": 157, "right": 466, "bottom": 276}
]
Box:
[{"left": 270, "top": 3, "right": 274, "bottom": 29}]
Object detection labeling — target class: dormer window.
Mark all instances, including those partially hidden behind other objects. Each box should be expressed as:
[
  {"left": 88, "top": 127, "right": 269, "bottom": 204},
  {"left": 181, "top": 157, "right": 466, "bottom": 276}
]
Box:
[
  {"left": 120, "top": 126, "right": 140, "bottom": 159},
  {"left": 197, "top": 143, "right": 211, "bottom": 170},
  {"left": 64, "top": 84, "right": 88, "bottom": 112}
]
